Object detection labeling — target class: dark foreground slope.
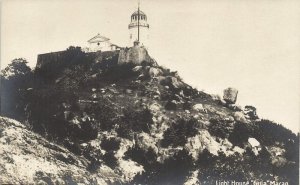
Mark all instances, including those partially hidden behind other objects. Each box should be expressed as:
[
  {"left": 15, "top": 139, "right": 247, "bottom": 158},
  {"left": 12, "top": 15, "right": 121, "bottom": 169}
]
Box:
[{"left": 0, "top": 49, "right": 299, "bottom": 185}]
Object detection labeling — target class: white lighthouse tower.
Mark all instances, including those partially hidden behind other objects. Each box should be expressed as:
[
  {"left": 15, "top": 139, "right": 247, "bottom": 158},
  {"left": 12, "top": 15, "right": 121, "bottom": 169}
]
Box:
[{"left": 128, "top": 2, "right": 149, "bottom": 47}]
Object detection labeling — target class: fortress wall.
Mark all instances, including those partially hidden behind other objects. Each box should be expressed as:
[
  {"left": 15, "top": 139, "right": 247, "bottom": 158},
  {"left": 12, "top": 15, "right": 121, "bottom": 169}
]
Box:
[
  {"left": 36, "top": 51, "right": 66, "bottom": 69},
  {"left": 36, "top": 50, "right": 120, "bottom": 69}
]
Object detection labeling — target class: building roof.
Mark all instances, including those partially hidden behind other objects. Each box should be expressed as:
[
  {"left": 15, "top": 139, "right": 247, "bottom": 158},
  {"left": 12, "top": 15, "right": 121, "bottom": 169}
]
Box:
[{"left": 87, "top": 33, "right": 110, "bottom": 43}]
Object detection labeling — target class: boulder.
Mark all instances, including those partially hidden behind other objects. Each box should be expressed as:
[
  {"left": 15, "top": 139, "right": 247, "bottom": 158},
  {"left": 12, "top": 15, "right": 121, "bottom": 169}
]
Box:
[
  {"left": 228, "top": 104, "right": 242, "bottom": 111},
  {"left": 192, "top": 104, "right": 205, "bottom": 112},
  {"left": 149, "top": 103, "right": 161, "bottom": 113},
  {"left": 223, "top": 87, "right": 238, "bottom": 104},
  {"left": 233, "top": 112, "right": 248, "bottom": 124},
  {"left": 224, "top": 116, "right": 235, "bottom": 123},
  {"left": 248, "top": 138, "right": 261, "bottom": 156},
  {"left": 148, "top": 67, "right": 163, "bottom": 77},
  {"left": 211, "top": 94, "right": 221, "bottom": 101},
  {"left": 159, "top": 76, "right": 182, "bottom": 89},
  {"left": 248, "top": 138, "right": 260, "bottom": 148},
  {"left": 268, "top": 146, "right": 287, "bottom": 167},
  {"left": 169, "top": 77, "right": 182, "bottom": 88},
  {"left": 185, "top": 110, "right": 191, "bottom": 114},
  {"left": 136, "top": 133, "right": 158, "bottom": 154},
  {"left": 219, "top": 99, "right": 227, "bottom": 106},
  {"left": 153, "top": 95, "right": 160, "bottom": 100},
  {"left": 232, "top": 146, "right": 245, "bottom": 155},
  {"left": 132, "top": 66, "right": 143, "bottom": 72}
]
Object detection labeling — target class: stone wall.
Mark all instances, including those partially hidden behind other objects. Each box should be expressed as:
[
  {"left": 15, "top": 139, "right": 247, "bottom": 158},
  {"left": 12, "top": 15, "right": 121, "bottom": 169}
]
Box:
[
  {"left": 36, "top": 51, "right": 65, "bottom": 69},
  {"left": 36, "top": 50, "right": 118, "bottom": 69}
]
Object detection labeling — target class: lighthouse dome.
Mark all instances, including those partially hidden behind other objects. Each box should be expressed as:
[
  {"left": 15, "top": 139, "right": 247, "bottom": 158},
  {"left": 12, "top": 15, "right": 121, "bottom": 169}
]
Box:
[
  {"left": 131, "top": 10, "right": 146, "bottom": 16},
  {"left": 131, "top": 10, "right": 147, "bottom": 21}
]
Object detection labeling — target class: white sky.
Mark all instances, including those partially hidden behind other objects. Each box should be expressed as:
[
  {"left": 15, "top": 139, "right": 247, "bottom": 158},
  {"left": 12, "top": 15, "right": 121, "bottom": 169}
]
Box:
[{"left": 1, "top": 0, "right": 299, "bottom": 133}]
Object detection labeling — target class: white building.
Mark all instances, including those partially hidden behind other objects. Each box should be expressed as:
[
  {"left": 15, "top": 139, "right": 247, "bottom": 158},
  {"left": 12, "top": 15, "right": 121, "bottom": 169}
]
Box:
[
  {"left": 86, "top": 33, "right": 119, "bottom": 52},
  {"left": 128, "top": 9, "right": 149, "bottom": 47}
]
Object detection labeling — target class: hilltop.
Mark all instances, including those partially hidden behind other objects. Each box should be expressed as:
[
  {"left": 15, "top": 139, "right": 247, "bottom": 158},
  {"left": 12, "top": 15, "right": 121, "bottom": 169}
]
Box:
[{"left": 0, "top": 46, "right": 299, "bottom": 185}]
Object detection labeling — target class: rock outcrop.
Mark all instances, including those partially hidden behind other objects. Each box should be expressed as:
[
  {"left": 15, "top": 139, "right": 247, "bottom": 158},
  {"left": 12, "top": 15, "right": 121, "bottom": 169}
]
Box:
[
  {"left": 223, "top": 87, "right": 238, "bottom": 104},
  {"left": 118, "top": 45, "right": 154, "bottom": 65}
]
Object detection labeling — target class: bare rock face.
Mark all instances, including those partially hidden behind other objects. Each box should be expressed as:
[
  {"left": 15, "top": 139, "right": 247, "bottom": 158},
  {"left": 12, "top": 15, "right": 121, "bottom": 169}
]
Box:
[
  {"left": 223, "top": 87, "right": 238, "bottom": 104},
  {"left": 118, "top": 46, "right": 154, "bottom": 65}
]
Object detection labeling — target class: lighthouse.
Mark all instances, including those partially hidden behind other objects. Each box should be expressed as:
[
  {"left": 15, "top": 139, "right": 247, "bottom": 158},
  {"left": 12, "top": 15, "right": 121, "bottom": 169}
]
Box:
[{"left": 128, "top": 3, "right": 149, "bottom": 47}]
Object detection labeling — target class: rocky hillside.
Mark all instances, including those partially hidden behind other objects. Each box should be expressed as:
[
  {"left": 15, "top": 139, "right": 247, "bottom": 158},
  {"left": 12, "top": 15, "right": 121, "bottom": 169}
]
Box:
[
  {"left": 0, "top": 117, "right": 113, "bottom": 184},
  {"left": 0, "top": 47, "right": 299, "bottom": 185}
]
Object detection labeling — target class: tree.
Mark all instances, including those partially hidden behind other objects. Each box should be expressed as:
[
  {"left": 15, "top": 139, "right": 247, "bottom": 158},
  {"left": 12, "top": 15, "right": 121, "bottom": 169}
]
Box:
[
  {"left": 1, "top": 58, "right": 31, "bottom": 78},
  {"left": 1, "top": 58, "right": 32, "bottom": 119}
]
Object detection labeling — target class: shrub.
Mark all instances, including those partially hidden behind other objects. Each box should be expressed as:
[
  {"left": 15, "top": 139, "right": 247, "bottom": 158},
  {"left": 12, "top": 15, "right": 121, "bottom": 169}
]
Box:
[
  {"left": 228, "top": 122, "right": 254, "bottom": 147},
  {"left": 117, "top": 108, "right": 153, "bottom": 139},
  {"left": 208, "top": 118, "right": 232, "bottom": 139},
  {"left": 102, "top": 151, "right": 118, "bottom": 169},
  {"left": 99, "top": 63, "right": 138, "bottom": 82},
  {"left": 84, "top": 98, "right": 119, "bottom": 131},
  {"left": 100, "top": 137, "right": 120, "bottom": 152},
  {"left": 182, "top": 101, "right": 192, "bottom": 110},
  {"left": 244, "top": 105, "right": 259, "bottom": 120},
  {"left": 161, "top": 118, "right": 199, "bottom": 147},
  {"left": 165, "top": 101, "right": 177, "bottom": 110},
  {"left": 124, "top": 146, "right": 157, "bottom": 170},
  {"left": 254, "top": 119, "right": 297, "bottom": 146}
]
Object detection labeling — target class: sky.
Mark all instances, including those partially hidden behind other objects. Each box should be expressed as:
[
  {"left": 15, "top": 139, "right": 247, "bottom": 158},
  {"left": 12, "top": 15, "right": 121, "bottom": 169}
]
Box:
[{"left": 1, "top": 0, "right": 299, "bottom": 133}]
